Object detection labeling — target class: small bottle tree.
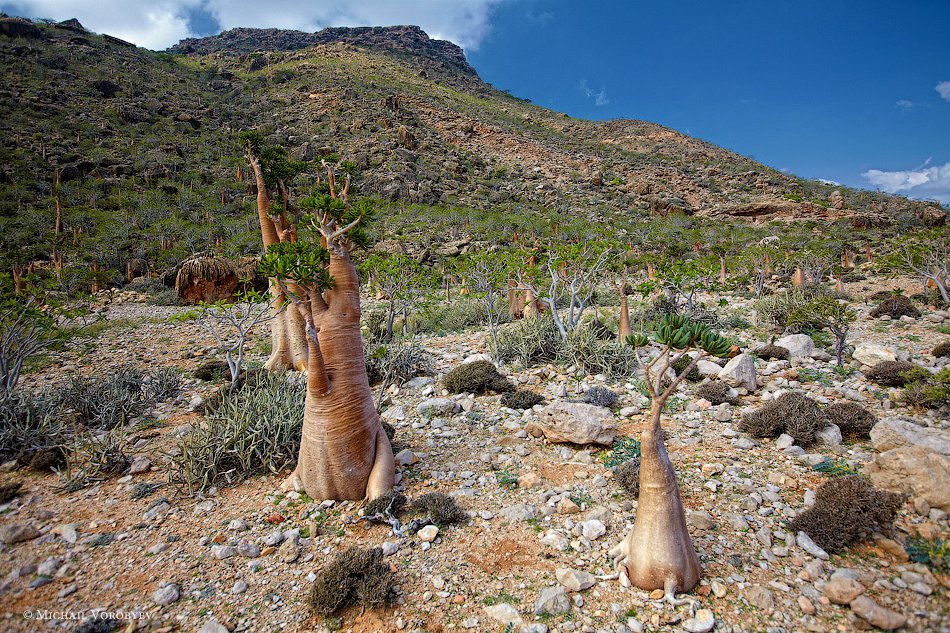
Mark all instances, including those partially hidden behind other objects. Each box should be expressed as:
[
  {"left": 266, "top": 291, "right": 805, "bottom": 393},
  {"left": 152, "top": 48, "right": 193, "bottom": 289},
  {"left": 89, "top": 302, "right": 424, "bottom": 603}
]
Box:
[
  {"left": 611, "top": 315, "right": 731, "bottom": 599},
  {"left": 787, "top": 296, "right": 856, "bottom": 366}
]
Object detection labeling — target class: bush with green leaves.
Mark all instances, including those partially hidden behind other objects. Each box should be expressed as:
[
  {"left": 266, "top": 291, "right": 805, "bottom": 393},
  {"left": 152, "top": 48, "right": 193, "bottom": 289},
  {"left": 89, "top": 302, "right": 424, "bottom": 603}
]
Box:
[
  {"left": 864, "top": 361, "right": 929, "bottom": 387},
  {"left": 901, "top": 367, "right": 950, "bottom": 409},
  {"left": 169, "top": 373, "right": 305, "bottom": 491},
  {"left": 53, "top": 365, "right": 180, "bottom": 429},
  {"left": 494, "top": 315, "right": 562, "bottom": 367},
  {"left": 364, "top": 341, "right": 434, "bottom": 386},
  {"left": 412, "top": 297, "right": 510, "bottom": 335},
  {"left": 786, "top": 296, "right": 856, "bottom": 366},
  {"left": 0, "top": 390, "right": 69, "bottom": 465},
  {"left": 560, "top": 326, "right": 639, "bottom": 379},
  {"left": 756, "top": 284, "right": 834, "bottom": 330}
]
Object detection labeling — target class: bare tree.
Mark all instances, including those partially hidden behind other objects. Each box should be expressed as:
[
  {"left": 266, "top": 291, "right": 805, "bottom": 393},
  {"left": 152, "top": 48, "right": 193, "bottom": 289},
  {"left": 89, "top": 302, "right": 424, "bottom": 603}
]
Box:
[{"left": 197, "top": 292, "right": 282, "bottom": 386}]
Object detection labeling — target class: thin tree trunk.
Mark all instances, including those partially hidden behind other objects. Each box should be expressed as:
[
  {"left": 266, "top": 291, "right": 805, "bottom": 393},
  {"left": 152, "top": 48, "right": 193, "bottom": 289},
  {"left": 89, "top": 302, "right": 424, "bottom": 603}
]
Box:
[{"left": 618, "top": 284, "right": 632, "bottom": 343}]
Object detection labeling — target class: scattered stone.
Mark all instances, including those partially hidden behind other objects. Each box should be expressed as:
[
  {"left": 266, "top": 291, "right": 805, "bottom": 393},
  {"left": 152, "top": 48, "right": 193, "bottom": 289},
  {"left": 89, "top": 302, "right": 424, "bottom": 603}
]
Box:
[
  {"left": 231, "top": 580, "right": 248, "bottom": 594},
  {"left": 816, "top": 424, "right": 843, "bottom": 447},
  {"left": 556, "top": 567, "right": 596, "bottom": 592},
  {"left": 533, "top": 586, "right": 571, "bottom": 615},
  {"left": 745, "top": 585, "right": 774, "bottom": 610},
  {"left": 0, "top": 523, "right": 39, "bottom": 544},
  {"left": 579, "top": 519, "right": 606, "bottom": 540},
  {"left": 484, "top": 603, "right": 522, "bottom": 627},
  {"left": 682, "top": 609, "right": 716, "bottom": 633},
  {"left": 870, "top": 418, "right": 950, "bottom": 457},
  {"left": 796, "top": 531, "right": 830, "bottom": 560},
  {"left": 849, "top": 595, "right": 907, "bottom": 630},
  {"left": 526, "top": 402, "right": 617, "bottom": 445},
  {"left": 197, "top": 621, "right": 229, "bottom": 633},
  {"left": 500, "top": 504, "right": 537, "bottom": 522},
  {"left": 417, "top": 525, "right": 439, "bottom": 542},
  {"left": 718, "top": 353, "right": 757, "bottom": 391},
  {"left": 823, "top": 577, "right": 864, "bottom": 604},
  {"left": 775, "top": 334, "right": 815, "bottom": 358},
  {"left": 152, "top": 583, "right": 180, "bottom": 606},
  {"left": 129, "top": 456, "right": 152, "bottom": 474}
]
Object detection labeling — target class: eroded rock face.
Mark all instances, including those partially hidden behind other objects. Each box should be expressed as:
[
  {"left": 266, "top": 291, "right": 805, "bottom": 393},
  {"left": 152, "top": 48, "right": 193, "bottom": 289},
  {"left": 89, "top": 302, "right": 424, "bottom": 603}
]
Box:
[
  {"left": 865, "top": 445, "right": 950, "bottom": 511},
  {"left": 526, "top": 402, "right": 617, "bottom": 445},
  {"left": 870, "top": 418, "right": 950, "bottom": 457}
]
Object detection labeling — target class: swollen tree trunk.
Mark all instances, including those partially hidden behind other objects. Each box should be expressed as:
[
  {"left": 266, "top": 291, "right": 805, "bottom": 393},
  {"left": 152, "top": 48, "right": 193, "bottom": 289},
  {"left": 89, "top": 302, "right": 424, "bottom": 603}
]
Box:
[
  {"left": 614, "top": 398, "right": 700, "bottom": 593},
  {"left": 618, "top": 283, "right": 632, "bottom": 343},
  {"left": 284, "top": 251, "right": 394, "bottom": 500}
]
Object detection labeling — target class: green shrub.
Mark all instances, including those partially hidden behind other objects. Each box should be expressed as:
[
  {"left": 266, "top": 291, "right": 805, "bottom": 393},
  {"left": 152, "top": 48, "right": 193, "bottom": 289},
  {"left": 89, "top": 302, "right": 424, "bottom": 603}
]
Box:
[
  {"left": 0, "top": 390, "right": 69, "bottom": 465},
  {"left": 600, "top": 436, "right": 641, "bottom": 468},
  {"left": 413, "top": 298, "right": 510, "bottom": 334},
  {"left": 670, "top": 355, "right": 702, "bottom": 381},
  {"left": 811, "top": 457, "right": 861, "bottom": 477},
  {"left": 443, "top": 360, "right": 513, "bottom": 394},
  {"left": 365, "top": 341, "right": 434, "bottom": 386},
  {"left": 560, "top": 327, "right": 638, "bottom": 379},
  {"left": 500, "top": 389, "right": 544, "bottom": 409},
  {"left": 53, "top": 365, "right": 180, "bottom": 429},
  {"left": 788, "top": 475, "right": 904, "bottom": 553},
  {"left": 494, "top": 316, "right": 562, "bottom": 367},
  {"left": 905, "top": 537, "right": 949, "bottom": 573},
  {"left": 901, "top": 367, "right": 950, "bottom": 409},
  {"left": 756, "top": 284, "right": 833, "bottom": 329},
  {"left": 169, "top": 374, "right": 305, "bottom": 491}
]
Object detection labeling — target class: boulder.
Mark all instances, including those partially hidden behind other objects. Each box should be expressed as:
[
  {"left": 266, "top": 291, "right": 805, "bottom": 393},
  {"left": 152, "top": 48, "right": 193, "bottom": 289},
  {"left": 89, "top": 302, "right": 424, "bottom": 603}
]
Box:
[
  {"left": 526, "top": 402, "right": 617, "bottom": 446},
  {"left": 0, "top": 523, "right": 40, "bottom": 544},
  {"left": 816, "top": 424, "right": 842, "bottom": 447},
  {"left": 696, "top": 359, "right": 724, "bottom": 377},
  {"left": 865, "top": 445, "right": 950, "bottom": 511},
  {"left": 717, "top": 353, "right": 757, "bottom": 391},
  {"left": 823, "top": 577, "right": 864, "bottom": 604},
  {"left": 870, "top": 418, "right": 950, "bottom": 457},
  {"left": 849, "top": 595, "right": 907, "bottom": 630},
  {"left": 853, "top": 344, "right": 897, "bottom": 367},
  {"left": 533, "top": 586, "right": 571, "bottom": 615},
  {"left": 775, "top": 334, "right": 815, "bottom": 358}
]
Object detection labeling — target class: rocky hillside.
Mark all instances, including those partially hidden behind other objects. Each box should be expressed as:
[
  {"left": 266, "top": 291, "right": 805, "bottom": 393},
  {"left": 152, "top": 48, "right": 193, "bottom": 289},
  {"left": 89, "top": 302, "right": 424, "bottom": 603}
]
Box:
[{"left": 0, "top": 15, "right": 944, "bottom": 290}]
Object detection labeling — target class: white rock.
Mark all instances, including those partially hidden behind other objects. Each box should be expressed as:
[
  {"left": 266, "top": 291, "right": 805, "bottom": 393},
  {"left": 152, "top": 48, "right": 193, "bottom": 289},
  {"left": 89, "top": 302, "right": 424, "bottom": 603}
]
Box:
[
  {"left": 417, "top": 525, "right": 439, "bottom": 542},
  {"left": 775, "top": 334, "right": 815, "bottom": 358},
  {"left": 484, "top": 603, "right": 522, "bottom": 627},
  {"left": 696, "top": 359, "right": 724, "bottom": 377},
  {"left": 816, "top": 424, "right": 843, "bottom": 447},
  {"left": 526, "top": 402, "right": 617, "bottom": 445},
  {"left": 718, "top": 354, "right": 757, "bottom": 391},
  {"left": 870, "top": 418, "right": 950, "bottom": 457},
  {"left": 796, "top": 531, "right": 829, "bottom": 560},
  {"left": 579, "top": 519, "right": 606, "bottom": 540},
  {"left": 682, "top": 608, "right": 716, "bottom": 633},
  {"left": 152, "top": 583, "right": 180, "bottom": 606},
  {"left": 853, "top": 344, "right": 896, "bottom": 366},
  {"left": 197, "top": 621, "right": 229, "bottom": 633},
  {"left": 540, "top": 530, "right": 569, "bottom": 551},
  {"left": 556, "top": 567, "right": 596, "bottom": 592}
]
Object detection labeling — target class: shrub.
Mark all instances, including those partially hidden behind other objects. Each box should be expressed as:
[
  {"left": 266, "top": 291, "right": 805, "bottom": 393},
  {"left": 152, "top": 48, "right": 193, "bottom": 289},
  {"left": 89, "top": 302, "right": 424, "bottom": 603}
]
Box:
[
  {"left": 365, "top": 341, "right": 434, "bottom": 386},
  {"left": 309, "top": 547, "right": 394, "bottom": 615},
  {"left": 411, "top": 492, "right": 468, "bottom": 525},
  {"left": 599, "top": 436, "right": 641, "bottom": 467},
  {"left": 932, "top": 341, "right": 950, "bottom": 358},
  {"left": 752, "top": 344, "right": 789, "bottom": 360},
  {"left": 363, "top": 490, "right": 407, "bottom": 519},
  {"left": 560, "top": 327, "right": 639, "bottom": 379},
  {"left": 583, "top": 385, "right": 619, "bottom": 408},
  {"left": 500, "top": 389, "right": 544, "bottom": 409},
  {"left": 587, "top": 319, "right": 614, "bottom": 340},
  {"left": 0, "top": 390, "right": 70, "bottom": 465},
  {"left": 169, "top": 374, "right": 304, "bottom": 491},
  {"left": 53, "top": 365, "right": 180, "bottom": 429},
  {"left": 696, "top": 380, "right": 739, "bottom": 405},
  {"left": 193, "top": 360, "right": 230, "bottom": 381},
  {"left": 756, "top": 284, "right": 833, "bottom": 329},
  {"left": 901, "top": 367, "right": 950, "bottom": 409},
  {"left": 614, "top": 458, "right": 640, "bottom": 497},
  {"left": 824, "top": 402, "right": 876, "bottom": 440},
  {"left": 864, "top": 361, "right": 928, "bottom": 387},
  {"left": 494, "top": 316, "right": 562, "bottom": 367},
  {"left": 0, "top": 481, "right": 22, "bottom": 504},
  {"left": 413, "top": 298, "right": 510, "bottom": 334},
  {"left": 905, "top": 537, "right": 949, "bottom": 573},
  {"left": 870, "top": 295, "right": 921, "bottom": 319},
  {"left": 788, "top": 475, "right": 904, "bottom": 553},
  {"left": 739, "top": 391, "right": 825, "bottom": 445},
  {"left": 670, "top": 355, "right": 702, "bottom": 381},
  {"left": 442, "top": 360, "right": 513, "bottom": 394}
]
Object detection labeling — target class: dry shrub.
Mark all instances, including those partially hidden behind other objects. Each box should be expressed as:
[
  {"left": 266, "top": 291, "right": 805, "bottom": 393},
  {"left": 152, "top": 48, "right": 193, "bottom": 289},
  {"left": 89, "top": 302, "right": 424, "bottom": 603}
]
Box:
[
  {"left": 363, "top": 490, "right": 406, "bottom": 519},
  {"left": 583, "top": 385, "right": 619, "bottom": 408},
  {"left": 309, "top": 547, "right": 394, "bottom": 615},
  {"left": 932, "top": 341, "right": 950, "bottom": 358},
  {"left": 788, "top": 475, "right": 905, "bottom": 553},
  {"left": 739, "top": 391, "right": 825, "bottom": 445},
  {"left": 865, "top": 361, "right": 929, "bottom": 387},
  {"left": 411, "top": 492, "right": 468, "bottom": 525},
  {"left": 824, "top": 402, "right": 876, "bottom": 441},
  {"left": 670, "top": 355, "right": 702, "bottom": 382},
  {"left": 870, "top": 295, "right": 920, "bottom": 319},
  {"left": 193, "top": 360, "right": 230, "bottom": 381},
  {"left": 0, "top": 481, "right": 22, "bottom": 504},
  {"left": 697, "top": 381, "right": 739, "bottom": 405},
  {"left": 442, "top": 360, "right": 513, "bottom": 394},
  {"left": 753, "top": 344, "right": 789, "bottom": 360},
  {"left": 500, "top": 389, "right": 544, "bottom": 410},
  {"left": 614, "top": 458, "right": 640, "bottom": 497}
]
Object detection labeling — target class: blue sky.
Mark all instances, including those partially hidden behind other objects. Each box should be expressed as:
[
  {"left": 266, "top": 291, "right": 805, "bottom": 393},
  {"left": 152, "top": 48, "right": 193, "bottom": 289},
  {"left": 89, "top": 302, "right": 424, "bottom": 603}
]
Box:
[{"left": 4, "top": 0, "right": 949, "bottom": 203}]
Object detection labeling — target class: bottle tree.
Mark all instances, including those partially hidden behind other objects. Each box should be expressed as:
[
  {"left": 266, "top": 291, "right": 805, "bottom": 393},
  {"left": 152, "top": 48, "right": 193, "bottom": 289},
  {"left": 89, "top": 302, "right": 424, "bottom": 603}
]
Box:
[
  {"left": 611, "top": 315, "right": 732, "bottom": 600},
  {"left": 258, "top": 162, "right": 394, "bottom": 502}
]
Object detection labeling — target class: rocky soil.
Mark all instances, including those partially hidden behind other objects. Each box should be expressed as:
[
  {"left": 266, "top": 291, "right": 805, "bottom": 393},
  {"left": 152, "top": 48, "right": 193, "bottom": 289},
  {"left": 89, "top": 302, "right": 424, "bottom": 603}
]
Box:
[{"left": 1, "top": 279, "right": 949, "bottom": 633}]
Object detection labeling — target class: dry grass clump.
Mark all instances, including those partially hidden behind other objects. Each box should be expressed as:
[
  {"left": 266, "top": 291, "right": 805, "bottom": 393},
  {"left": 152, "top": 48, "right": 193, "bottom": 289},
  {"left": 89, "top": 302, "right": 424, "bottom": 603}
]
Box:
[
  {"left": 739, "top": 391, "right": 825, "bottom": 445},
  {"left": 411, "top": 492, "right": 468, "bottom": 525},
  {"left": 193, "top": 360, "right": 230, "bottom": 381},
  {"left": 0, "top": 481, "right": 23, "bottom": 504},
  {"left": 697, "top": 380, "right": 739, "bottom": 405},
  {"left": 824, "top": 402, "right": 876, "bottom": 441},
  {"left": 865, "top": 361, "right": 929, "bottom": 387},
  {"left": 870, "top": 295, "right": 920, "bottom": 319},
  {"left": 753, "top": 344, "right": 789, "bottom": 360},
  {"left": 309, "top": 547, "right": 394, "bottom": 615},
  {"left": 500, "top": 389, "right": 544, "bottom": 410},
  {"left": 363, "top": 490, "right": 406, "bottom": 519},
  {"left": 614, "top": 459, "right": 640, "bottom": 497},
  {"left": 788, "top": 475, "right": 905, "bottom": 553}
]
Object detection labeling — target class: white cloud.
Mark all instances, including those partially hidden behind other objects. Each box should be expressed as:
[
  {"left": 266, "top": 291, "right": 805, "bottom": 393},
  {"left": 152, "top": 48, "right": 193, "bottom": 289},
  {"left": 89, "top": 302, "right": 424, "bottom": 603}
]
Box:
[
  {"left": 579, "top": 79, "right": 609, "bottom": 107},
  {"left": 3, "top": 0, "right": 506, "bottom": 50},
  {"left": 818, "top": 178, "right": 840, "bottom": 186},
  {"left": 862, "top": 161, "right": 950, "bottom": 204},
  {"left": 936, "top": 81, "right": 950, "bottom": 103},
  {"left": 895, "top": 99, "right": 916, "bottom": 112}
]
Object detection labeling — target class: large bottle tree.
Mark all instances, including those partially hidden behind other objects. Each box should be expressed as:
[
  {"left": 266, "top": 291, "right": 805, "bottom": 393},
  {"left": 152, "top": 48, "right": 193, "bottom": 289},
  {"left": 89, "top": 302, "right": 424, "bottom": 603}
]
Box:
[
  {"left": 256, "top": 152, "right": 394, "bottom": 501},
  {"left": 611, "top": 315, "right": 732, "bottom": 600}
]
